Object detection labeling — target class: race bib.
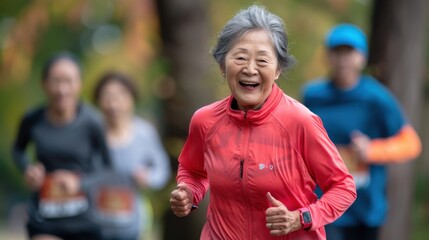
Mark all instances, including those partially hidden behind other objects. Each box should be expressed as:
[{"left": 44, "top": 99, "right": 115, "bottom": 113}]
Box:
[
  {"left": 39, "top": 175, "right": 88, "bottom": 218},
  {"left": 337, "top": 146, "right": 370, "bottom": 189},
  {"left": 96, "top": 186, "right": 134, "bottom": 224}
]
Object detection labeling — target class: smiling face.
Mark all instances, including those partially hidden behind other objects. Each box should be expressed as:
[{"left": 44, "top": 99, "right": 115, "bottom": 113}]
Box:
[
  {"left": 328, "top": 45, "right": 366, "bottom": 88},
  {"left": 42, "top": 59, "right": 81, "bottom": 113},
  {"left": 98, "top": 80, "right": 135, "bottom": 125},
  {"left": 223, "top": 30, "right": 281, "bottom": 111}
]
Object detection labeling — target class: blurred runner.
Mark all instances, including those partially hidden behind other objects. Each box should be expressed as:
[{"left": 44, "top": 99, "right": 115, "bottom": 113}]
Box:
[
  {"left": 90, "top": 72, "right": 171, "bottom": 240},
  {"left": 302, "top": 24, "right": 422, "bottom": 240},
  {"left": 12, "top": 52, "right": 111, "bottom": 240}
]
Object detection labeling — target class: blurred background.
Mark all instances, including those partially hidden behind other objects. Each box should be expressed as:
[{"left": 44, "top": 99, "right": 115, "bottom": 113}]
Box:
[{"left": 0, "top": 0, "right": 428, "bottom": 239}]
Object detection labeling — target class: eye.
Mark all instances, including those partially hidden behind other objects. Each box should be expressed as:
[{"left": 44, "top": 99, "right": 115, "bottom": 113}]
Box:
[
  {"left": 257, "top": 59, "right": 269, "bottom": 65},
  {"left": 234, "top": 56, "right": 247, "bottom": 64}
]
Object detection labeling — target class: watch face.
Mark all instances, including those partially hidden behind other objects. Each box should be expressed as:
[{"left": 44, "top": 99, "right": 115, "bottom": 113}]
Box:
[{"left": 302, "top": 211, "right": 312, "bottom": 223}]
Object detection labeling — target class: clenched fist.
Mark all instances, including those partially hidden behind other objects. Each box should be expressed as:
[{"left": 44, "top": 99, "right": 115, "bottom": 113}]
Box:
[
  {"left": 170, "top": 182, "right": 194, "bottom": 217},
  {"left": 24, "top": 163, "right": 45, "bottom": 190}
]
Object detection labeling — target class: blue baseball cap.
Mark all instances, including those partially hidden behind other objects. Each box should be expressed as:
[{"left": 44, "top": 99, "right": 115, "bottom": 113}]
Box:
[{"left": 325, "top": 23, "right": 368, "bottom": 57}]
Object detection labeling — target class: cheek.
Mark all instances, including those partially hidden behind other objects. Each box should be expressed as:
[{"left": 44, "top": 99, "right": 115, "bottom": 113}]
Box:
[
  {"left": 327, "top": 55, "right": 338, "bottom": 67},
  {"left": 72, "top": 83, "right": 81, "bottom": 95},
  {"left": 354, "top": 55, "right": 366, "bottom": 69},
  {"left": 226, "top": 78, "right": 236, "bottom": 91},
  {"left": 99, "top": 99, "right": 110, "bottom": 112},
  {"left": 122, "top": 98, "right": 134, "bottom": 112}
]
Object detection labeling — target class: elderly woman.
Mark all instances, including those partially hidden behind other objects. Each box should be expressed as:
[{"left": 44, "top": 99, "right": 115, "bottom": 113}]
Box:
[{"left": 169, "top": 5, "right": 356, "bottom": 240}]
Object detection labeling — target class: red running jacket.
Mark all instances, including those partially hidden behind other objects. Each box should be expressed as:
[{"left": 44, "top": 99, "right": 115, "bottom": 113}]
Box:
[{"left": 177, "top": 84, "right": 356, "bottom": 240}]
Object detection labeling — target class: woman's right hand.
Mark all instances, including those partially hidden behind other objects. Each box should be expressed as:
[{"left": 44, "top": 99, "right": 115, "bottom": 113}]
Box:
[
  {"left": 24, "top": 163, "right": 45, "bottom": 190},
  {"left": 170, "top": 182, "right": 194, "bottom": 217}
]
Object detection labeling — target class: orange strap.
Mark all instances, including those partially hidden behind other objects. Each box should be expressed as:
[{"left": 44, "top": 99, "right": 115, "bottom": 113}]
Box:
[{"left": 366, "top": 125, "right": 421, "bottom": 164}]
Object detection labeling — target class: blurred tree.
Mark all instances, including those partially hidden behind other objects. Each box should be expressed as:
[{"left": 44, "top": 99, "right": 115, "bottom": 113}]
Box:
[
  {"left": 368, "top": 0, "right": 429, "bottom": 239},
  {"left": 156, "top": 0, "right": 214, "bottom": 239}
]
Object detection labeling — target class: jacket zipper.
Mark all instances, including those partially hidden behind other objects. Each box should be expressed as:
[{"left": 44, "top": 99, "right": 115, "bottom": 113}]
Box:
[
  {"left": 240, "top": 112, "right": 252, "bottom": 240},
  {"left": 240, "top": 159, "right": 244, "bottom": 179},
  {"left": 240, "top": 112, "right": 247, "bottom": 180}
]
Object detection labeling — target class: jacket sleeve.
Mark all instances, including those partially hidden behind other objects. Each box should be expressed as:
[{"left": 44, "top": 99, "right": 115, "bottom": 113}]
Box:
[
  {"left": 300, "top": 115, "right": 357, "bottom": 230},
  {"left": 90, "top": 118, "right": 112, "bottom": 168},
  {"left": 365, "top": 82, "right": 422, "bottom": 163},
  {"left": 176, "top": 110, "right": 209, "bottom": 206},
  {"left": 366, "top": 125, "right": 421, "bottom": 164},
  {"left": 12, "top": 113, "right": 33, "bottom": 172}
]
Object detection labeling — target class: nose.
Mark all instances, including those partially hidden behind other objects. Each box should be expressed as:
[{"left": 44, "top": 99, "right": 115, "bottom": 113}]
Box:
[
  {"left": 242, "top": 60, "right": 258, "bottom": 75},
  {"left": 53, "top": 82, "right": 70, "bottom": 96},
  {"left": 59, "top": 83, "right": 69, "bottom": 93}
]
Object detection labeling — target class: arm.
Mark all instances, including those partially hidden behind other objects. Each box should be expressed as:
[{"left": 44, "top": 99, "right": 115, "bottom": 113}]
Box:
[
  {"left": 12, "top": 114, "right": 32, "bottom": 172},
  {"left": 91, "top": 120, "right": 112, "bottom": 168},
  {"left": 12, "top": 112, "right": 46, "bottom": 190},
  {"left": 300, "top": 115, "right": 357, "bottom": 230},
  {"left": 170, "top": 110, "right": 209, "bottom": 217},
  {"left": 176, "top": 110, "right": 209, "bottom": 207},
  {"left": 140, "top": 124, "right": 171, "bottom": 190},
  {"left": 363, "top": 85, "right": 421, "bottom": 163},
  {"left": 366, "top": 125, "right": 421, "bottom": 163}
]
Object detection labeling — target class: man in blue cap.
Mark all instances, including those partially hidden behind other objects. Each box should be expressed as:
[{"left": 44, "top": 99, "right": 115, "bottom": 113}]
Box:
[{"left": 302, "top": 24, "right": 421, "bottom": 240}]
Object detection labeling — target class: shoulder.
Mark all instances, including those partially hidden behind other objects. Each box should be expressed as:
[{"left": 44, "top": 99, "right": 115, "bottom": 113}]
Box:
[
  {"left": 360, "top": 75, "right": 388, "bottom": 93},
  {"left": 133, "top": 117, "right": 159, "bottom": 136},
  {"left": 360, "top": 75, "right": 400, "bottom": 105},
  {"left": 78, "top": 103, "right": 103, "bottom": 124},
  {"left": 190, "top": 97, "right": 229, "bottom": 129},
  {"left": 20, "top": 106, "right": 45, "bottom": 126},
  {"left": 133, "top": 117, "right": 155, "bottom": 129},
  {"left": 271, "top": 95, "right": 326, "bottom": 148},
  {"left": 274, "top": 94, "right": 319, "bottom": 128},
  {"left": 301, "top": 78, "right": 330, "bottom": 98},
  {"left": 76, "top": 103, "right": 105, "bottom": 134}
]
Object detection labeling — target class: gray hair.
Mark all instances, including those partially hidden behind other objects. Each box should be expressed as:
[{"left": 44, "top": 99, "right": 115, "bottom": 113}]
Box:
[{"left": 212, "top": 5, "right": 295, "bottom": 72}]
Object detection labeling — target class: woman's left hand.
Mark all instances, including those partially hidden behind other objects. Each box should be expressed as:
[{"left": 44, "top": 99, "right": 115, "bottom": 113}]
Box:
[
  {"left": 265, "top": 192, "right": 301, "bottom": 236},
  {"left": 51, "top": 170, "right": 80, "bottom": 196}
]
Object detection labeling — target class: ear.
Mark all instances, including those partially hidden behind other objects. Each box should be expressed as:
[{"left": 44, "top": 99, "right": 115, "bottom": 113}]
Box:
[
  {"left": 357, "top": 53, "right": 367, "bottom": 71},
  {"left": 274, "top": 68, "right": 281, "bottom": 81},
  {"left": 219, "top": 66, "right": 226, "bottom": 78}
]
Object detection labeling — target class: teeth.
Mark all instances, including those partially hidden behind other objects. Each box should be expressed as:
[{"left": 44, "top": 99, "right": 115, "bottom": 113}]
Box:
[{"left": 241, "top": 81, "right": 258, "bottom": 84}]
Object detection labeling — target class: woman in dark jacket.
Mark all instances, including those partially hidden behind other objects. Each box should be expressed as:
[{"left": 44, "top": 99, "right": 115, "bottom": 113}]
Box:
[{"left": 12, "top": 53, "right": 111, "bottom": 240}]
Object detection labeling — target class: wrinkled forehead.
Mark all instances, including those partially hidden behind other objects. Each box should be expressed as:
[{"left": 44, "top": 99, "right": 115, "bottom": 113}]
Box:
[{"left": 229, "top": 29, "right": 276, "bottom": 53}]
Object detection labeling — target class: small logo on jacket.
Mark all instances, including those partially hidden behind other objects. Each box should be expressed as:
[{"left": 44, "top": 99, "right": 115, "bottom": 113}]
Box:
[{"left": 259, "top": 163, "right": 274, "bottom": 170}]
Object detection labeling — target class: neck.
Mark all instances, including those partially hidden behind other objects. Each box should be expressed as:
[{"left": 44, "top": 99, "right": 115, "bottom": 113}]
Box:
[
  {"left": 332, "top": 73, "right": 360, "bottom": 90},
  {"left": 46, "top": 105, "right": 77, "bottom": 125},
  {"left": 106, "top": 116, "right": 133, "bottom": 146}
]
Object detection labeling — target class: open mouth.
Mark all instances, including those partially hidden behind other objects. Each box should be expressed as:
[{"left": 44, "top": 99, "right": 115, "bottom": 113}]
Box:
[{"left": 239, "top": 81, "right": 260, "bottom": 88}]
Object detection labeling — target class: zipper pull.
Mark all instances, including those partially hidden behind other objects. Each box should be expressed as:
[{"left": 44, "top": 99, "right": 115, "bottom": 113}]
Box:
[{"left": 240, "top": 159, "right": 244, "bottom": 179}]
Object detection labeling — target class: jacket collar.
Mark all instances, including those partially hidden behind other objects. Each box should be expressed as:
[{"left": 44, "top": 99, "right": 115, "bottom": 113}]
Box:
[{"left": 226, "top": 84, "right": 283, "bottom": 125}]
